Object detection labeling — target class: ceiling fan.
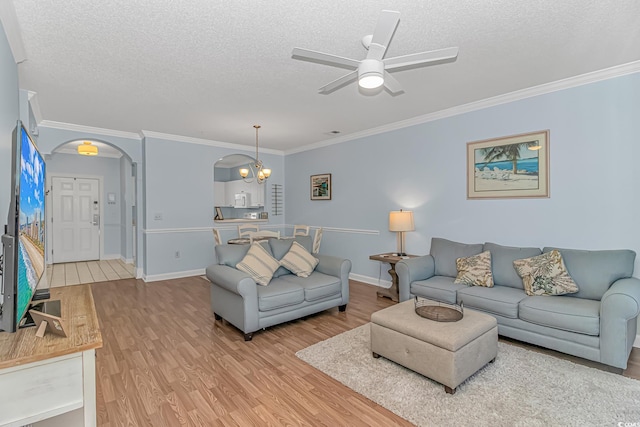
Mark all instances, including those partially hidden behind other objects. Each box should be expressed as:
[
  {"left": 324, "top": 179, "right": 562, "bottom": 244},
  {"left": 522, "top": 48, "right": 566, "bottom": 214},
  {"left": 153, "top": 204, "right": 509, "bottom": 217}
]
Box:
[{"left": 292, "top": 10, "right": 459, "bottom": 95}]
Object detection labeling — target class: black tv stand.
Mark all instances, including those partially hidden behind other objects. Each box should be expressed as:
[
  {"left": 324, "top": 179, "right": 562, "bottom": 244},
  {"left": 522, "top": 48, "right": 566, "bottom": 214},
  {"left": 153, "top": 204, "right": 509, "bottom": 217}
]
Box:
[{"left": 33, "top": 288, "right": 50, "bottom": 301}]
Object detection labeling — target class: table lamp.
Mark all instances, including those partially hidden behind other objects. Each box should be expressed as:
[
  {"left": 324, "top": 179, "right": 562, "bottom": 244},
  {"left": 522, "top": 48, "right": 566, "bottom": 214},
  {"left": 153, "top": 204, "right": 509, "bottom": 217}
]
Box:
[{"left": 389, "top": 210, "right": 414, "bottom": 256}]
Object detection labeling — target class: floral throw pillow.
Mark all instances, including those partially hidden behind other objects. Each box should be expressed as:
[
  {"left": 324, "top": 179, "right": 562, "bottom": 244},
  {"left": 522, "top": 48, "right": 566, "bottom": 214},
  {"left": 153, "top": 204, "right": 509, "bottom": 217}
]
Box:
[
  {"left": 454, "top": 250, "right": 494, "bottom": 287},
  {"left": 513, "top": 250, "right": 579, "bottom": 296}
]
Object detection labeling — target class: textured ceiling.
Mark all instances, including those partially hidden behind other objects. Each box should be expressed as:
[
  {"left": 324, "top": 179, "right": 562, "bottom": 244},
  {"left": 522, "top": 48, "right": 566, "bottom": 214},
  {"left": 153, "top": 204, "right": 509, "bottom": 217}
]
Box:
[{"left": 9, "top": 0, "right": 640, "bottom": 151}]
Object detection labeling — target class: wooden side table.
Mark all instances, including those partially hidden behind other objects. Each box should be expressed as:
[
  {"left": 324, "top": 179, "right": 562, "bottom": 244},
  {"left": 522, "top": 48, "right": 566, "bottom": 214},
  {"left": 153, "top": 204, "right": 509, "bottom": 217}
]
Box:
[{"left": 369, "top": 253, "right": 419, "bottom": 302}]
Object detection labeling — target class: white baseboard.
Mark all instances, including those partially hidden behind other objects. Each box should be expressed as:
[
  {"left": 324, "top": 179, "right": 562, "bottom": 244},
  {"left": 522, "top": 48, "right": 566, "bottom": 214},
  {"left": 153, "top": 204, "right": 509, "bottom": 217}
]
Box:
[
  {"left": 143, "top": 268, "right": 205, "bottom": 283},
  {"left": 136, "top": 268, "right": 143, "bottom": 279},
  {"left": 634, "top": 334, "right": 640, "bottom": 349},
  {"left": 349, "top": 273, "right": 391, "bottom": 288},
  {"left": 101, "top": 254, "right": 122, "bottom": 260},
  {"left": 120, "top": 256, "right": 134, "bottom": 264}
]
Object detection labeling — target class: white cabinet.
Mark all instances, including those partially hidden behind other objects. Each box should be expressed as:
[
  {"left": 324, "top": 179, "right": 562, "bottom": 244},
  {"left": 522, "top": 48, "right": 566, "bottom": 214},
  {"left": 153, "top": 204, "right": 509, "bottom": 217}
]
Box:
[
  {"left": 214, "top": 181, "right": 226, "bottom": 207},
  {"left": 219, "top": 180, "right": 265, "bottom": 208},
  {"left": 249, "top": 181, "right": 265, "bottom": 207}
]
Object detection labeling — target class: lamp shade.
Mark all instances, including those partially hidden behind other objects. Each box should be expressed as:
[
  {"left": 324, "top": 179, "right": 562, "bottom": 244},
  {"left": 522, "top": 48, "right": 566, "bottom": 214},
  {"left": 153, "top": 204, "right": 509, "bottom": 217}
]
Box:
[{"left": 389, "top": 210, "right": 414, "bottom": 232}]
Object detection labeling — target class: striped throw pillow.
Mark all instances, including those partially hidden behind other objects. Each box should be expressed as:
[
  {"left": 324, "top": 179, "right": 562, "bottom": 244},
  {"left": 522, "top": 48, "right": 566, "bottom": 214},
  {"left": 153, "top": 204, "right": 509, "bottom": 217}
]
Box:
[
  {"left": 236, "top": 243, "right": 280, "bottom": 286},
  {"left": 280, "top": 241, "right": 319, "bottom": 278}
]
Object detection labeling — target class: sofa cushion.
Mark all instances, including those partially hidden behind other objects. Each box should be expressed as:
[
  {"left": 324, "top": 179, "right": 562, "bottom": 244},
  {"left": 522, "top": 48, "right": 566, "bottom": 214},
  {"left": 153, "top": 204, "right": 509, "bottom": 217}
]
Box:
[
  {"left": 483, "top": 242, "right": 542, "bottom": 289},
  {"left": 457, "top": 286, "right": 527, "bottom": 319},
  {"left": 236, "top": 243, "right": 281, "bottom": 286},
  {"left": 257, "top": 278, "right": 304, "bottom": 311},
  {"left": 513, "top": 250, "right": 579, "bottom": 296},
  {"left": 411, "top": 276, "right": 468, "bottom": 305},
  {"left": 269, "top": 236, "right": 314, "bottom": 277},
  {"left": 430, "top": 238, "right": 483, "bottom": 278},
  {"left": 519, "top": 296, "right": 600, "bottom": 336},
  {"left": 543, "top": 247, "right": 636, "bottom": 300},
  {"left": 216, "top": 241, "right": 272, "bottom": 268},
  {"left": 280, "top": 241, "right": 319, "bottom": 278},
  {"left": 454, "top": 250, "right": 494, "bottom": 287},
  {"left": 280, "top": 271, "right": 341, "bottom": 302}
]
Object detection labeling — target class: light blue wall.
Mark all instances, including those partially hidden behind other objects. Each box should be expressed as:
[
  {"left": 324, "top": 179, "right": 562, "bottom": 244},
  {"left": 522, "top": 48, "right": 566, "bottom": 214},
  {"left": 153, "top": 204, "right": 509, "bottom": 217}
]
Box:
[
  {"left": 142, "top": 136, "right": 285, "bottom": 278},
  {"left": 0, "top": 21, "right": 19, "bottom": 230},
  {"left": 285, "top": 73, "right": 640, "bottom": 284},
  {"left": 46, "top": 153, "right": 124, "bottom": 258}
]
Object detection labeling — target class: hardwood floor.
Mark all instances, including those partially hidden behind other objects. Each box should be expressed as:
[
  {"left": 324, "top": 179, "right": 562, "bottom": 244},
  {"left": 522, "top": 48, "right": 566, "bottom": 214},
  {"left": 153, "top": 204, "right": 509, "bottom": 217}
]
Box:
[
  {"left": 91, "top": 278, "right": 640, "bottom": 426},
  {"left": 47, "top": 259, "right": 135, "bottom": 287}
]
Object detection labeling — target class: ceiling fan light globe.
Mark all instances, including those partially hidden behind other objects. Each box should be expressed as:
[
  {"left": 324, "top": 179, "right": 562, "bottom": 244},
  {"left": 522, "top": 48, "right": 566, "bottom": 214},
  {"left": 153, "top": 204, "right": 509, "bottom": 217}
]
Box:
[
  {"left": 358, "top": 59, "right": 384, "bottom": 89},
  {"left": 359, "top": 73, "right": 384, "bottom": 89}
]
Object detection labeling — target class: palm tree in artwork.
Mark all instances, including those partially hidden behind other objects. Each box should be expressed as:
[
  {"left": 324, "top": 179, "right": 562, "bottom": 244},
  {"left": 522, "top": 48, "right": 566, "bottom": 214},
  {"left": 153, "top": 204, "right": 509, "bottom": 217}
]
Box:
[{"left": 479, "top": 141, "right": 538, "bottom": 175}]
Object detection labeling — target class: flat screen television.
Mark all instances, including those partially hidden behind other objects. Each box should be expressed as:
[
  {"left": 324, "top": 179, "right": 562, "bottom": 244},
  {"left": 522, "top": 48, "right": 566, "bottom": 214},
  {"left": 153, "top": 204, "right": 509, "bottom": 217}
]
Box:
[{"left": 1, "top": 120, "right": 46, "bottom": 332}]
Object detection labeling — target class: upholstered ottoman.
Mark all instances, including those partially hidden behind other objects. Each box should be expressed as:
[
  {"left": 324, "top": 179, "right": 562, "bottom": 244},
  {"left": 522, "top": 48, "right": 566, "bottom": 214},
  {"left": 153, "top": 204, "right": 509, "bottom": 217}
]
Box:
[{"left": 370, "top": 300, "right": 498, "bottom": 394}]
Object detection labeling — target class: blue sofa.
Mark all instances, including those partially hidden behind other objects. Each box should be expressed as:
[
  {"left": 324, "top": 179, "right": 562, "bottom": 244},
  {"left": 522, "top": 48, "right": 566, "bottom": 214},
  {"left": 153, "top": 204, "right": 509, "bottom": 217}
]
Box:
[
  {"left": 396, "top": 238, "right": 640, "bottom": 369},
  {"left": 206, "top": 236, "right": 351, "bottom": 341}
]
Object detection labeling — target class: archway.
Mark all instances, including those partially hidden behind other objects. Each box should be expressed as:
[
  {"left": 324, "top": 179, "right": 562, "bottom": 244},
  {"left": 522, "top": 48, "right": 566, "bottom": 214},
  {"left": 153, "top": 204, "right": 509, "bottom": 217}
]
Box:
[{"left": 46, "top": 139, "right": 137, "bottom": 284}]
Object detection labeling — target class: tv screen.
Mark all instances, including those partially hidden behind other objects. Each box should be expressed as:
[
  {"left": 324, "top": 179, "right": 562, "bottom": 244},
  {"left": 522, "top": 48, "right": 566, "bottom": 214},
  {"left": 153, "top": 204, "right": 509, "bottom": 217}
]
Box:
[
  {"left": 16, "top": 124, "right": 46, "bottom": 326},
  {"left": 0, "top": 121, "right": 46, "bottom": 332}
]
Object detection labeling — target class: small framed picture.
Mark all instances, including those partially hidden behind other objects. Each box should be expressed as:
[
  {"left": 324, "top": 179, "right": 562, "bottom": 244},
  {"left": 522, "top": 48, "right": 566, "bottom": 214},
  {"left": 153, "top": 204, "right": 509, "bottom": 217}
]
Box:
[
  {"left": 311, "top": 174, "right": 331, "bottom": 200},
  {"left": 29, "top": 300, "right": 67, "bottom": 338},
  {"left": 215, "top": 206, "right": 224, "bottom": 220}
]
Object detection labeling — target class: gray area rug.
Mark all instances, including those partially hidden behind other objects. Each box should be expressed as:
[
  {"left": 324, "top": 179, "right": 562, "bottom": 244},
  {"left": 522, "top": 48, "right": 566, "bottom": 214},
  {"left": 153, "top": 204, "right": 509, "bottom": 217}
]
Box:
[{"left": 296, "top": 324, "right": 640, "bottom": 427}]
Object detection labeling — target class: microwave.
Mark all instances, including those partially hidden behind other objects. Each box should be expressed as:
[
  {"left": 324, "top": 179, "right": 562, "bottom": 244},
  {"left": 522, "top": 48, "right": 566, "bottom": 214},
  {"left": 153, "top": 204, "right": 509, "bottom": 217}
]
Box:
[{"left": 234, "top": 192, "right": 251, "bottom": 208}]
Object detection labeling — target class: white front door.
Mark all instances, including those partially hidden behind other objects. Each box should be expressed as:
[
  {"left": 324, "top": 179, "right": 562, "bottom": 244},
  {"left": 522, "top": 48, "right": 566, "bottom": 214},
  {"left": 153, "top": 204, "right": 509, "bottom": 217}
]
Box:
[{"left": 52, "top": 177, "right": 100, "bottom": 263}]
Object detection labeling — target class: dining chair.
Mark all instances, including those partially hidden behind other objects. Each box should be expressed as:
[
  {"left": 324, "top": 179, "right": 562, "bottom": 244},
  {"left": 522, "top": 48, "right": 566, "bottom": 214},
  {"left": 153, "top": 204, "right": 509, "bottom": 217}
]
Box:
[
  {"left": 238, "top": 224, "right": 260, "bottom": 238},
  {"left": 212, "top": 228, "right": 222, "bottom": 246},
  {"left": 312, "top": 227, "right": 323, "bottom": 254},
  {"left": 293, "top": 225, "right": 310, "bottom": 236},
  {"left": 249, "top": 230, "right": 280, "bottom": 243}
]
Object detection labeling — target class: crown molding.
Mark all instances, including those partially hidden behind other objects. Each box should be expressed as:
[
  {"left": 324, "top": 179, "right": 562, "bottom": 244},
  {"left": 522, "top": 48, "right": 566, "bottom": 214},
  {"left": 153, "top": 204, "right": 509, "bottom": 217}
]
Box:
[
  {"left": 140, "top": 130, "right": 284, "bottom": 156},
  {"left": 0, "top": 1, "right": 27, "bottom": 63},
  {"left": 39, "top": 120, "right": 142, "bottom": 140},
  {"left": 285, "top": 61, "right": 640, "bottom": 155},
  {"left": 27, "top": 91, "right": 43, "bottom": 124}
]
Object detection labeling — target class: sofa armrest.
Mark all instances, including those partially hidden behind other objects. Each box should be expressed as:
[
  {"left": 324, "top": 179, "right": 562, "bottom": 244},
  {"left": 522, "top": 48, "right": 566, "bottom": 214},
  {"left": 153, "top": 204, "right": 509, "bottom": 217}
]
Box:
[
  {"left": 205, "top": 264, "right": 258, "bottom": 299},
  {"left": 599, "top": 277, "right": 640, "bottom": 369},
  {"left": 395, "top": 255, "right": 436, "bottom": 302},
  {"left": 315, "top": 254, "right": 352, "bottom": 305}
]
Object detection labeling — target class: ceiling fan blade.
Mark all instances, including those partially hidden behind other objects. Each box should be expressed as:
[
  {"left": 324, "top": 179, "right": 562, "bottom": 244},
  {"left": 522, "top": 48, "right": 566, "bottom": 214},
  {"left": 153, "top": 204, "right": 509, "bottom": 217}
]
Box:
[
  {"left": 383, "top": 71, "right": 404, "bottom": 95},
  {"left": 292, "top": 47, "right": 360, "bottom": 70},
  {"left": 367, "top": 10, "right": 400, "bottom": 60},
  {"left": 384, "top": 47, "right": 459, "bottom": 70},
  {"left": 318, "top": 71, "right": 358, "bottom": 94}
]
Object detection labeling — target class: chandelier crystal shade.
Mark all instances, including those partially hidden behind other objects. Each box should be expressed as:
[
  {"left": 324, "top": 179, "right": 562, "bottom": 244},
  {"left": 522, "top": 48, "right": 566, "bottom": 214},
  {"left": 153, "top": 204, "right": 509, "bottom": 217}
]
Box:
[{"left": 239, "top": 125, "right": 271, "bottom": 184}]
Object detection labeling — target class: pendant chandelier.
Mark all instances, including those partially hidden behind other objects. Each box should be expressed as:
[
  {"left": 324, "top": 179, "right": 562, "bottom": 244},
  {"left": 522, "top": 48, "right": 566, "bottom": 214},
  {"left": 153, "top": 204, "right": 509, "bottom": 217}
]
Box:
[{"left": 239, "top": 125, "right": 271, "bottom": 184}]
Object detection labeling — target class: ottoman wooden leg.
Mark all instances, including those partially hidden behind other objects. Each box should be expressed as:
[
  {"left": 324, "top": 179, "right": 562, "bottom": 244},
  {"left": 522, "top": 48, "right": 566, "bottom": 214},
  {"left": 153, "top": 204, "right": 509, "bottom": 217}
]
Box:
[{"left": 444, "top": 385, "right": 456, "bottom": 395}]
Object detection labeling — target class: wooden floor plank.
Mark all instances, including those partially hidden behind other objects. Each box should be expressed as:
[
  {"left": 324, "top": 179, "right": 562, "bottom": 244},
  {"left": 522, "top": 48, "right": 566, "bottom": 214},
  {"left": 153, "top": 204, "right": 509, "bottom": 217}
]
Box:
[
  {"left": 90, "top": 277, "right": 640, "bottom": 426},
  {"left": 99, "top": 260, "right": 121, "bottom": 281},
  {"left": 64, "top": 263, "right": 81, "bottom": 286},
  {"left": 50, "top": 263, "right": 66, "bottom": 288},
  {"left": 76, "top": 261, "right": 94, "bottom": 284},
  {"left": 87, "top": 261, "right": 108, "bottom": 283}
]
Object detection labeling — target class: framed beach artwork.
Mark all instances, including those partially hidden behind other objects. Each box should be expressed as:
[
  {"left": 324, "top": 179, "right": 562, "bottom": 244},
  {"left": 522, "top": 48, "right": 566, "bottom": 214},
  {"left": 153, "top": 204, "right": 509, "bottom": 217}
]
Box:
[
  {"left": 467, "top": 130, "right": 549, "bottom": 199},
  {"left": 311, "top": 173, "right": 331, "bottom": 200}
]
